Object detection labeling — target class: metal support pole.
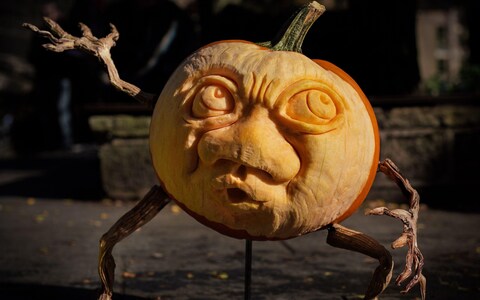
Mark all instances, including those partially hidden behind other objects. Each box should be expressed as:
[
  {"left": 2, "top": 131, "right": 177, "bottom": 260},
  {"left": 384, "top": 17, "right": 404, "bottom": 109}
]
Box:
[{"left": 244, "top": 239, "right": 252, "bottom": 300}]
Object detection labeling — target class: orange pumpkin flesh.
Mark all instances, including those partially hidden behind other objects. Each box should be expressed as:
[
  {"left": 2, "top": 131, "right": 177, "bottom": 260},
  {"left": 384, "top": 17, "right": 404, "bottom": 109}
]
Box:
[
  {"left": 314, "top": 59, "right": 380, "bottom": 223},
  {"left": 149, "top": 3, "right": 379, "bottom": 240}
]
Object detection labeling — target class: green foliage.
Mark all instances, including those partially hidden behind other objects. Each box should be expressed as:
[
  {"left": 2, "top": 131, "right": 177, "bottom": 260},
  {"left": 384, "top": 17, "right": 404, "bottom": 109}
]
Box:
[
  {"left": 456, "top": 64, "right": 480, "bottom": 93},
  {"left": 424, "top": 63, "right": 480, "bottom": 96},
  {"left": 424, "top": 74, "right": 454, "bottom": 96}
]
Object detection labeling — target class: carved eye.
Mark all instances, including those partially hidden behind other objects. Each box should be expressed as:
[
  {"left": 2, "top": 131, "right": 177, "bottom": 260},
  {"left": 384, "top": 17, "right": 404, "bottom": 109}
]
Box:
[
  {"left": 276, "top": 81, "right": 345, "bottom": 134},
  {"left": 286, "top": 90, "right": 336, "bottom": 125},
  {"left": 192, "top": 85, "right": 234, "bottom": 118}
]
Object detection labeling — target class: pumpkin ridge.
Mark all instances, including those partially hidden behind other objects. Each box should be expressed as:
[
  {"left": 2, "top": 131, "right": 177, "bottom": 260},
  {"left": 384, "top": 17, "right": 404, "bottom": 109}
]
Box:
[{"left": 313, "top": 59, "right": 380, "bottom": 222}]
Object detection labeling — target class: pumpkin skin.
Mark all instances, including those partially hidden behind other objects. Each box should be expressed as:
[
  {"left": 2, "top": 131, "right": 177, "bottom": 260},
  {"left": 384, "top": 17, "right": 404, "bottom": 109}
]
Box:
[{"left": 149, "top": 41, "right": 379, "bottom": 240}]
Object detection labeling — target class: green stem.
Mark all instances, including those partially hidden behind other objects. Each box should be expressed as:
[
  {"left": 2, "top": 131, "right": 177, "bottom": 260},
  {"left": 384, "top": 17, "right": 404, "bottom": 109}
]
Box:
[{"left": 258, "top": 1, "right": 326, "bottom": 53}]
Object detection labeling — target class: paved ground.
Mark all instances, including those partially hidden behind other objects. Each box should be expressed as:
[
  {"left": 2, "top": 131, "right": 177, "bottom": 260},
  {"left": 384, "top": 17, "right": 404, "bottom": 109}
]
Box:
[{"left": 0, "top": 148, "right": 479, "bottom": 299}]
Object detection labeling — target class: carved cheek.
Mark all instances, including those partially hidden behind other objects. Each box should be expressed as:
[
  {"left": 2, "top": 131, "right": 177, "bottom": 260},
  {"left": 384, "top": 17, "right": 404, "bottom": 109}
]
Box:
[
  {"left": 287, "top": 134, "right": 337, "bottom": 192},
  {"left": 270, "top": 80, "right": 348, "bottom": 207}
]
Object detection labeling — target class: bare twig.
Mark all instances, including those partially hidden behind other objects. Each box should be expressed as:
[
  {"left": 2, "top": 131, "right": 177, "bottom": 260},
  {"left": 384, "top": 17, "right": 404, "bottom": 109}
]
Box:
[
  {"left": 366, "top": 159, "right": 426, "bottom": 299},
  {"left": 98, "top": 185, "right": 170, "bottom": 300},
  {"left": 327, "top": 223, "right": 394, "bottom": 299},
  {"left": 22, "top": 17, "right": 157, "bottom": 107}
]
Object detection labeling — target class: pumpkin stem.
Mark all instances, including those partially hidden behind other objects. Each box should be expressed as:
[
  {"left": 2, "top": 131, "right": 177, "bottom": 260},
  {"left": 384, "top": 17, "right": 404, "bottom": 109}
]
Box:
[{"left": 258, "top": 1, "right": 326, "bottom": 53}]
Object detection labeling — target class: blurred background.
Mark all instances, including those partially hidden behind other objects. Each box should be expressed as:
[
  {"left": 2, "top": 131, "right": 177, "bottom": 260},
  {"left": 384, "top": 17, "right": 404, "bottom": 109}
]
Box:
[{"left": 0, "top": 0, "right": 479, "bottom": 210}]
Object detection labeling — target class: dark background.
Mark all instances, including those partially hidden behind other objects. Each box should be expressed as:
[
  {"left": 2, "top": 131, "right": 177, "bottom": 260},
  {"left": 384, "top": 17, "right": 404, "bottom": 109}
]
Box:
[{"left": 0, "top": 0, "right": 478, "bottom": 150}]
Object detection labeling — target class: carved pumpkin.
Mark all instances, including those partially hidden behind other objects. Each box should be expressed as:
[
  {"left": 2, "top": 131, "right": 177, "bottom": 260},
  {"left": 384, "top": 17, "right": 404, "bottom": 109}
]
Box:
[{"left": 149, "top": 4, "right": 379, "bottom": 240}]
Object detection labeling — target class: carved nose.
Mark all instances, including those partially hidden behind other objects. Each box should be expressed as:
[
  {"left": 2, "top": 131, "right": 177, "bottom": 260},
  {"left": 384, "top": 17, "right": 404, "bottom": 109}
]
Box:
[{"left": 197, "top": 107, "right": 300, "bottom": 183}]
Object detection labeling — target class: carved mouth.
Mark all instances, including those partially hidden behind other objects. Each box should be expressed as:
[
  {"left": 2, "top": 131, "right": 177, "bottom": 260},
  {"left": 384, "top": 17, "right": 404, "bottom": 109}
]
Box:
[
  {"left": 227, "top": 188, "right": 250, "bottom": 203},
  {"left": 212, "top": 175, "right": 268, "bottom": 204},
  {"left": 225, "top": 187, "right": 269, "bottom": 205}
]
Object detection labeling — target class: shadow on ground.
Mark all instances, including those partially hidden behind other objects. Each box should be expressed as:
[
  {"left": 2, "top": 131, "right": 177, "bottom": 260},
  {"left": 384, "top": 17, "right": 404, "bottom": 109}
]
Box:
[
  {"left": 0, "top": 148, "right": 105, "bottom": 200},
  {"left": 0, "top": 283, "right": 147, "bottom": 300}
]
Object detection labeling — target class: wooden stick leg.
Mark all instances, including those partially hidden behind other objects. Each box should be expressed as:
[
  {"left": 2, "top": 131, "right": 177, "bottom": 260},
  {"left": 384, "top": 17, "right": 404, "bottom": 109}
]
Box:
[
  {"left": 244, "top": 239, "right": 252, "bottom": 300},
  {"left": 366, "top": 159, "right": 426, "bottom": 299},
  {"left": 327, "top": 223, "right": 393, "bottom": 300},
  {"left": 97, "top": 185, "right": 170, "bottom": 300}
]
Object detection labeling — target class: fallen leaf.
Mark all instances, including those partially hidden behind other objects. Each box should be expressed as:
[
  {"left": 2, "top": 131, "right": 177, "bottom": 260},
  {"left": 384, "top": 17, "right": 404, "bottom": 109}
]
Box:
[
  {"left": 122, "top": 271, "right": 136, "bottom": 278},
  {"left": 170, "top": 204, "right": 181, "bottom": 214},
  {"left": 27, "top": 198, "right": 36, "bottom": 206},
  {"left": 35, "top": 214, "right": 46, "bottom": 223},
  {"left": 303, "top": 277, "right": 314, "bottom": 283},
  {"left": 215, "top": 272, "right": 228, "bottom": 280},
  {"left": 186, "top": 272, "right": 194, "bottom": 279},
  {"left": 100, "top": 213, "right": 109, "bottom": 220}
]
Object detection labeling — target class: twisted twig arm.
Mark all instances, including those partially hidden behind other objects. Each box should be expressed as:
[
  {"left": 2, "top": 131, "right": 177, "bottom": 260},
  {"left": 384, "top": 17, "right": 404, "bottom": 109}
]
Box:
[
  {"left": 23, "top": 17, "right": 157, "bottom": 108},
  {"left": 366, "top": 158, "right": 426, "bottom": 299}
]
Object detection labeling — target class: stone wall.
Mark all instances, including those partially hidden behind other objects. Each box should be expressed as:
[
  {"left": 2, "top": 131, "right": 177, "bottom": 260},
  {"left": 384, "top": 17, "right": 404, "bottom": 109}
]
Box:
[
  {"left": 90, "top": 100, "right": 480, "bottom": 209},
  {"left": 371, "top": 103, "right": 480, "bottom": 209},
  {"left": 89, "top": 115, "right": 156, "bottom": 200}
]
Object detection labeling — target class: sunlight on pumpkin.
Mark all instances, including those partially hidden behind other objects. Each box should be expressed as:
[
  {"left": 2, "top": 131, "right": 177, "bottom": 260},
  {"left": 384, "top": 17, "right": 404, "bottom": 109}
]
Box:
[{"left": 150, "top": 42, "right": 378, "bottom": 239}]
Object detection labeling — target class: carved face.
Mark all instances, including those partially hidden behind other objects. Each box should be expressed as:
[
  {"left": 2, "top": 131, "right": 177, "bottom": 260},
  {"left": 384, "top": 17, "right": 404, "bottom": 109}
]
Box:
[{"left": 150, "top": 41, "right": 379, "bottom": 240}]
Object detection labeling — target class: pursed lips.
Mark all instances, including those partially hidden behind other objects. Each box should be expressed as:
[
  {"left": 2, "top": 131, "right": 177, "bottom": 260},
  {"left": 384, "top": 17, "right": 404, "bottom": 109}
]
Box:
[{"left": 211, "top": 174, "right": 269, "bottom": 203}]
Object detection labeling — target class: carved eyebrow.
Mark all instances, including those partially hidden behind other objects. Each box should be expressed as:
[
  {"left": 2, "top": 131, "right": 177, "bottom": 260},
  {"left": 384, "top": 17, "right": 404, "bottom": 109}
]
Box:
[
  {"left": 201, "top": 69, "right": 240, "bottom": 89},
  {"left": 248, "top": 72, "right": 269, "bottom": 105},
  {"left": 243, "top": 53, "right": 322, "bottom": 108}
]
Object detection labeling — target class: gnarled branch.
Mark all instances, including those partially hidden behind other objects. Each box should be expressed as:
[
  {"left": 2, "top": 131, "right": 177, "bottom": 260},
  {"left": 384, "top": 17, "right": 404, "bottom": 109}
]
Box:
[
  {"left": 23, "top": 17, "right": 157, "bottom": 108},
  {"left": 366, "top": 158, "right": 426, "bottom": 299}
]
